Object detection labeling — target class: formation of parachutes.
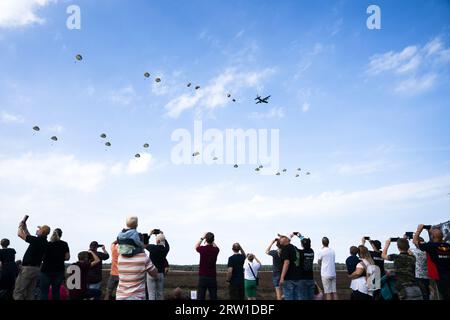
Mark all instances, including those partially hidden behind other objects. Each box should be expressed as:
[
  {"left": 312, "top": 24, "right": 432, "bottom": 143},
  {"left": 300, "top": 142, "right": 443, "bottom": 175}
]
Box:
[{"left": 29, "top": 53, "right": 312, "bottom": 179}]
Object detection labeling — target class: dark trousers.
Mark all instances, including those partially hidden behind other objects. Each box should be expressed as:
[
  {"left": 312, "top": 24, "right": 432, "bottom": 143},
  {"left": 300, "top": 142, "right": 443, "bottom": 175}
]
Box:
[
  {"left": 437, "top": 279, "right": 450, "bottom": 300},
  {"left": 70, "top": 289, "right": 101, "bottom": 300},
  {"left": 40, "top": 271, "right": 65, "bottom": 300},
  {"left": 351, "top": 290, "right": 373, "bottom": 300},
  {"left": 229, "top": 283, "right": 245, "bottom": 300},
  {"left": 198, "top": 276, "right": 217, "bottom": 300},
  {"left": 416, "top": 278, "right": 430, "bottom": 300}
]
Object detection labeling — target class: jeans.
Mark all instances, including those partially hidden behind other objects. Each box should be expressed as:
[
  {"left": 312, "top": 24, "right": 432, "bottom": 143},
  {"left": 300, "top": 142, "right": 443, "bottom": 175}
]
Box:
[
  {"left": 283, "top": 280, "right": 301, "bottom": 300},
  {"left": 88, "top": 282, "right": 101, "bottom": 299},
  {"left": 298, "top": 279, "right": 315, "bottom": 300},
  {"left": 40, "top": 271, "right": 65, "bottom": 300},
  {"left": 198, "top": 276, "right": 217, "bottom": 300},
  {"left": 147, "top": 273, "right": 165, "bottom": 300}
]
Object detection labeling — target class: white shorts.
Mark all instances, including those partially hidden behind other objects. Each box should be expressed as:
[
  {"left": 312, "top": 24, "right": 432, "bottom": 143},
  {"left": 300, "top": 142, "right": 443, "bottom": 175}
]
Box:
[{"left": 322, "top": 276, "right": 337, "bottom": 294}]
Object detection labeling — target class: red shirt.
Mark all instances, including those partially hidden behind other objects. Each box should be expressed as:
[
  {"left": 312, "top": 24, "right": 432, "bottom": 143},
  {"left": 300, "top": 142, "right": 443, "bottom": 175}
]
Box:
[
  {"left": 426, "top": 253, "right": 440, "bottom": 280},
  {"left": 196, "top": 245, "right": 219, "bottom": 277}
]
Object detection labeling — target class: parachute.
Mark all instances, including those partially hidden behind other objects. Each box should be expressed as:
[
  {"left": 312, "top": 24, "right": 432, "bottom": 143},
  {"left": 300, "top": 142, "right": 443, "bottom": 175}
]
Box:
[
  {"left": 227, "top": 94, "right": 231, "bottom": 98},
  {"left": 75, "top": 54, "right": 83, "bottom": 61},
  {"left": 232, "top": 99, "right": 236, "bottom": 102},
  {"left": 295, "top": 174, "right": 300, "bottom": 178},
  {"left": 234, "top": 164, "right": 238, "bottom": 168},
  {"left": 143, "top": 143, "right": 149, "bottom": 148},
  {"left": 282, "top": 169, "right": 287, "bottom": 172},
  {"left": 306, "top": 172, "right": 311, "bottom": 175},
  {"left": 276, "top": 172, "right": 281, "bottom": 176},
  {"left": 135, "top": 154, "right": 141, "bottom": 158},
  {"left": 297, "top": 168, "right": 301, "bottom": 171},
  {"left": 100, "top": 133, "right": 107, "bottom": 139},
  {"left": 187, "top": 83, "right": 192, "bottom": 87},
  {"left": 105, "top": 142, "right": 111, "bottom": 147},
  {"left": 144, "top": 72, "right": 150, "bottom": 78},
  {"left": 51, "top": 136, "right": 58, "bottom": 141},
  {"left": 33, "top": 126, "right": 40, "bottom": 131},
  {"left": 192, "top": 151, "right": 200, "bottom": 157},
  {"left": 155, "top": 77, "right": 161, "bottom": 83},
  {"left": 195, "top": 86, "right": 201, "bottom": 90},
  {"left": 255, "top": 168, "right": 260, "bottom": 172},
  {"left": 259, "top": 165, "right": 263, "bottom": 169},
  {"left": 212, "top": 157, "right": 218, "bottom": 161}
]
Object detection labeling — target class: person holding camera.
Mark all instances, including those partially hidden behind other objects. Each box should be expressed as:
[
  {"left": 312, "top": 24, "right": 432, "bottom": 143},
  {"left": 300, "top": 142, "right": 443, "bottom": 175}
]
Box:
[
  {"left": 265, "top": 238, "right": 283, "bottom": 300},
  {"left": 279, "top": 235, "right": 301, "bottom": 300},
  {"left": 361, "top": 237, "right": 385, "bottom": 277},
  {"left": 226, "top": 243, "right": 246, "bottom": 300},
  {"left": 39, "top": 228, "right": 70, "bottom": 300},
  {"left": 381, "top": 238, "right": 422, "bottom": 300},
  {"left": 145, "top": 229, "right": 170, "bottom": 300},
  {"left": 13, "top": 217, "right": 50, "bottom": 300},
  {"left": 244, "top": 253, "right": 261, "bottom": 300},
  {"left": 195, "top": 232, "right": 219, "bottom": 300},
  {"left": 86, "top": 241, "right": 109, "bottom": 296},
  {"left": 409, "top": 235, "right": 430, "bottom": 300},
  {"left": 348, "top": 246, "right": 379, "bottom": 300},
  {"left": 296, "top": 236, "right": 315, "bottom": 300},
  {"left": 414, "top": 224, "right": 450, "bottom": 300},
  {"left": 69, "top": 250, "right": 102, "bottom": 300}
]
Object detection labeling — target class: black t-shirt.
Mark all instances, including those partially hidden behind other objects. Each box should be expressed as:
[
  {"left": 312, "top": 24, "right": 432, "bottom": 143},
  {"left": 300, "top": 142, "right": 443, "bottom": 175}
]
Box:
[
  {"left": 370, "top": 250, "right": 385, "bottom": 276},
  {"left": 227, "top": 254, "right": 245, "bottom": 285},
  {"left": 268, "top": 250, "right": 282, "bottom": 275},
  {"left": 22, "top": 235, "right": 48, "bottom": 267},
  {"left": 345, "top": 255, "right": 360, "bottom": 275},
  {"left": 87, "top": 251, "right": 109, "bottom": 284},
  {"left": 0, "top": 248, "right": 16, "bottom": 264},
  {"left": 146, "top": 240, "right": 170, "bottom": 273},
  {"left": 280, "top": 244, "right": 301, "bottom": 281},
  {"left": 41, "top": 240, "right": 70, "bottom": 273},
  {"left": 419, "top": 242, "right": 450, "bottom": 281},
  {"left": 298, "top": 248, "right": 314, "bottom": 280}
]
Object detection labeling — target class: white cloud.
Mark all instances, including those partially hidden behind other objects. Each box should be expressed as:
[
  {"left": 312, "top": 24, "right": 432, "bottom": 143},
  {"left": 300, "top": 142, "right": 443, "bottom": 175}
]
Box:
[
  {"left": 109, "top": 85, "right": 139, "bottom": 106},
  {"left": 366, "top": 37, "right": 450, "bottom": 94},
  {"left": 302, "top": 102, "right": 310, "bottom": 113},
  {"left": 0, "top": 111, "right": 25, "bottom": 124},
  {"left": 164, "top": 67, "right": 276, "bottom": 118},
  {"left": 249, "top": 107, "right": 285, "bottom": 120},
  {"left": 0, "top": 152, "right": 155, "bottom": 193},
  {"left": 394, "top": 73, "right": 437, "bottom": 94},
  {"left": 0, "top": 0, "right": 57, "bottom": 28},
  {"left": 126, "top": 153, "right": 153, "bottom": 174},
  {"left": 335, "top": 161, "right": 386, "bottom": 175}
]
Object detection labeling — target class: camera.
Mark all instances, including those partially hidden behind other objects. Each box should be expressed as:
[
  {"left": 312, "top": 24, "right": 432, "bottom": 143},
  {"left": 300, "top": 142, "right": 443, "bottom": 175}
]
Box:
[
  {"left": 364, "top": 236, "right": 370, "bottom": 240},
  {"left": 423, "top": 225, "right": 432, "bottom": 230},
  {"left": 142, "top": 233, "right": 150, "bottom": 245},
  {"left": 153, "top": 229, "right": 161, "bottom": 235},
  {"left": 390, "top": 237, "right": 399, "bottom": 242},
  {"left": 405, "top": 232, "right": 414, "bottom": 240}
]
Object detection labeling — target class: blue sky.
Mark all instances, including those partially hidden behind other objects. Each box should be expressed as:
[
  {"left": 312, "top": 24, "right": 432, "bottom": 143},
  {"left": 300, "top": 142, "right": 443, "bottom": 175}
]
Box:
[{"left": 1, "top": 0, "right": 450, "bottom": 264}]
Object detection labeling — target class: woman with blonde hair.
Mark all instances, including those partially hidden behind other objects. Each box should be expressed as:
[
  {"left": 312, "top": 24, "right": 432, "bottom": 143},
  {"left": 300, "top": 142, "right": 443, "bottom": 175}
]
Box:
[
  {"left": 39, "top": 228, "right": 70, "bottom": 300},
  {"left": 348, "top": 245, "right": 380, "bottom": 300}
]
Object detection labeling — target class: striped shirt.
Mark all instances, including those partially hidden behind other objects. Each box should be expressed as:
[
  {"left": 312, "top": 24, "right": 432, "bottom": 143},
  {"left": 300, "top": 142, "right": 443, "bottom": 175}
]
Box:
[{"left": 116, "top": 252, "right": 156, "bottom": 300}]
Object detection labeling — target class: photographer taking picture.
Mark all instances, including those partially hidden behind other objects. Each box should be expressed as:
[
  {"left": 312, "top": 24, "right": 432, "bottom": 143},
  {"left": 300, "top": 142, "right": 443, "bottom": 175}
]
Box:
[
  {"left": 195, "top": 232, "right": 219, "bottom": 300},
  {"left": 145, "top": 229, "right": 170, "bottom": 300},
  {"left": 87, "top": 241, "right": 109, "bottom": 296},
  {"left": 14, "top": 216, "right": 50, "bottom": 300}
]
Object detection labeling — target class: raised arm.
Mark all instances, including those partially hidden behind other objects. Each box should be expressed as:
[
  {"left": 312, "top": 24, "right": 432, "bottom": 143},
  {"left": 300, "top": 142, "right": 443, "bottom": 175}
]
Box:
[
  {"left": 17, "top": 222, "right": 30, "bottom": 240},
  {"left": 381, "top": 240, "right": 391, "bottom": 260},
  {"left": 195, "top": 234, "right": 206, "bottom": 250},
  {"left": 89, "top": 250, "right": 101, "bottom": 267},
  {"left": 413, "top": 224, "right": 424, "bottom": 247},
  {"left": 265, "top": 239, "right": 276, "bottom": 255}
]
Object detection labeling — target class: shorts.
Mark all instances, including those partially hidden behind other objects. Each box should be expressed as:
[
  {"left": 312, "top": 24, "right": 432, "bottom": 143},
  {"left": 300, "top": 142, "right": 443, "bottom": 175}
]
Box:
[
  {"left": 322, "top": 276, "right": 336, "bottom": 294},
  {"left": 244, "top": 279, "right": 257, "bottom": 298},
  {"left": 107, "top": 275, "right": 119, "bottom": 291},
  {"left": 272, "top": 273, "right": 281, "bottom": 288}
]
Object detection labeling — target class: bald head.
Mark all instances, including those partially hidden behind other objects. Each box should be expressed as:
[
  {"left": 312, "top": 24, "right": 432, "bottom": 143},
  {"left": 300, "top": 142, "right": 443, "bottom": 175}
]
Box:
[{"left": 430, "top": 228, "right": 443, "bottom": 243}]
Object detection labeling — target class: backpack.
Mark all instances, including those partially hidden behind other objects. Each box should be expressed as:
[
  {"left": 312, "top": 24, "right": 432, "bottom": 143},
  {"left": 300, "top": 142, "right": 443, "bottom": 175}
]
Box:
[{"left": 380, "top": 274, "right": 398, "bottom": 300}]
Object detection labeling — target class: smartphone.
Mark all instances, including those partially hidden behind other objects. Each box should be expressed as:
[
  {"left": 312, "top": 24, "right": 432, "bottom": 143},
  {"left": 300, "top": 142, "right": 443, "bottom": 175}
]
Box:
[
  {"left": 142, "top": 233, "right": 150, "bottom": 245},
  {"left": 153, "top": 229, "right": 161, "bottom": 235},
  {"left": 22, "top": 215, "right": 29, "bottom": 223},
  {"left": 293, "top": 232, "right": 300, "bottom": 236},
  {"left": 405, "top": 232, "right": 414, "bottom": 240},
  {"left": 364, "top": 236, "right": 370, "bottom": 240},
  {"left": 390, "top": 237, "right": 399, "bottom": 242},
  {"left": 423, "top": 225, "right": 432, "bottom": 230}
]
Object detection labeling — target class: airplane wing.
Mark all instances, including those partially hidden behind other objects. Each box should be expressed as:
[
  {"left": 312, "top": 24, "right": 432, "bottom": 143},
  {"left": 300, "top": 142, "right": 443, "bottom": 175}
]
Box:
[{"left": 264, "top": 95, "right": 271, "bottom": 100}]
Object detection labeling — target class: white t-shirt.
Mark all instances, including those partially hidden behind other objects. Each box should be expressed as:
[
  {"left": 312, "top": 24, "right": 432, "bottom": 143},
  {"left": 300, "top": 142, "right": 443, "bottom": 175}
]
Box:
[
  {"left": 317, "top": 247, "right": 336, "bottom": 277},
  {"left": 349, "top": 259, "right": 371, "bottom": 295},
  {"left": 244, "top": 260, "right": 261, "bottom": 281}
]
